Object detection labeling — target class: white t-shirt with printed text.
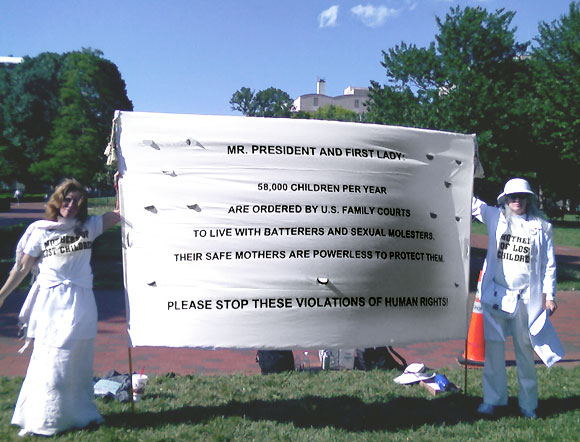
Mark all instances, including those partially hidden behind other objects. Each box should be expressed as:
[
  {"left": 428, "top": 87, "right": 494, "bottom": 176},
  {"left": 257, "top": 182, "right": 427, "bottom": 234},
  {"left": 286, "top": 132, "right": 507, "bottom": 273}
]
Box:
[
  {"left": 494, "top": 214, "right": 531, "bottom": 291},
  {"left": 23, "top": 216, "right": 104, "bottom": 346}
]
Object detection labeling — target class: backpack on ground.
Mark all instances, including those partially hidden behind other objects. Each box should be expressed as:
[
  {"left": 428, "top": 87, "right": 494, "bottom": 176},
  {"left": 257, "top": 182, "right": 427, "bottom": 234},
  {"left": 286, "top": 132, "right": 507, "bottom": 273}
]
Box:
[
  {"left": 256, "top": 350, "right": 295, "bottom": 374},
  {"left": 354, "top": 346, "right": 407, "bottom": 371}
]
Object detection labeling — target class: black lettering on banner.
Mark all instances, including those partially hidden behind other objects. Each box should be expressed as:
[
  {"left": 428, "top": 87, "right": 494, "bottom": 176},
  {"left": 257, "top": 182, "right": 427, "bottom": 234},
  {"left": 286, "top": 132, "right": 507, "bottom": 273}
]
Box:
[
  {"left": 263, "top": 227, "right": 324, "bottom": 236},
  {"left": 295, "top": 297, "right": 366, "bottom": 308},
  {"left": 251, "top": 204, "right": 304, "bottom": 214},
  {"left": 167, "top": 299, "right": 213, "bottom": 310},
  {"left": 255, "top": 183, "right": 389, "bottom": 194},
  {"left": 235, "top": 227, "right": 262, "bottom": 236},
  {"left": 174, "top": 253, "right": 203, "bottom": 261},
  {"left": 387, "top": 229, "right": 434, "bottom": 240},
  {"left": 420, "top": 297, "right": 448, "bottom": 307},
  {"left": 289, "top": 250, "right": 310, "bottom": 258},
  {"left": 192, "top": 228, "right": 233, "bottom": 238},
  {"left": 342, "top": 184, "right": 361, "bottom": 193},
  {"left": 251, "top": 298, "right": 293, "bottom": 309},
  {"left": 384, "top": 297, "right": 419, "bottom": 307},
  {"left": 373, "top": 251, "right": 444, "bottom": 262},
  {"left": 173, "top": 249, "right": 444, "bottom": 262},
  {"left": 250, "top": 145, "right": 316, "bottom": 155},
  {"left": 228, "top": 205, "right": 249, "bottom": 214},
  {"left": 339, "top": 206, "right": 411, "bottom": 217},
  {"left": 328, "top": 227, "right": 349, "bottom": 236},
  {"left": 362, "top": 185, "right": 387, "bottom": 194},
  {"left": 164, "top": 296, "right": 448, "bottom": 313},
  {"left": 376, "top": 150, "right": 405, "bottom": 160},
  {"left": 259, "top": 182, "right": 289, "bottom": 192},
  {"left": 383, "top": 297, "right": 448, "bottom": 307},
  {"left": 312, "top": 250, "right": 373, "bottom": 259},
  {"left": 205, "top": 251, "right": 232, "bottom": 261},
  {"left": 235, "top": 250, "right": 286, "bottom": 259},
  {"left": 227, "top": 145, "right": 246, "bottom": 154},
  {"left": 216, "top": 299, "right": 250, "bottom": 309}
]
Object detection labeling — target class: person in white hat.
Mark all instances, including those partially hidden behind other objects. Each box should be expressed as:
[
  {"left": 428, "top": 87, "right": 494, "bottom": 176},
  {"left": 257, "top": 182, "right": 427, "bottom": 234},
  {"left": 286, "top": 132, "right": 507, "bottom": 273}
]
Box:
[{"left": 472, "top": 178, "right": 557, "bottom": 419}]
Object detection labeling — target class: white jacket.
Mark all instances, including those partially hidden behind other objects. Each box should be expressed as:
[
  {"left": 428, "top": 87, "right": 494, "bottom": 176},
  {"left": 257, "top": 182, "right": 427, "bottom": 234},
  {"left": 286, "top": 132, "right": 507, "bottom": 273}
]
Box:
[{"left": 472, "top": 197, "right": 557, "bottom": 339}]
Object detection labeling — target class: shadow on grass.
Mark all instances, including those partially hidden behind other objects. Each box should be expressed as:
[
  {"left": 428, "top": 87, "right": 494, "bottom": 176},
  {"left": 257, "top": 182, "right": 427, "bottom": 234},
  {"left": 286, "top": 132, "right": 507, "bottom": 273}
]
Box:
[{"left": 101, "top": 394, "right": 580, "bottom": 432}]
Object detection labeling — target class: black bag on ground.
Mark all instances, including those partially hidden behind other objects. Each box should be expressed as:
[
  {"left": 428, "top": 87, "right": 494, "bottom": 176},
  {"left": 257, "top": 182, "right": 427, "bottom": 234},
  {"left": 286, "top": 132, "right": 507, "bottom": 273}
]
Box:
[
  {"left": 256, "top": 350, "right": 295, "bottom": 374},
  {"left": 354, "top": 346, "right": 407, "bottom": 371}
]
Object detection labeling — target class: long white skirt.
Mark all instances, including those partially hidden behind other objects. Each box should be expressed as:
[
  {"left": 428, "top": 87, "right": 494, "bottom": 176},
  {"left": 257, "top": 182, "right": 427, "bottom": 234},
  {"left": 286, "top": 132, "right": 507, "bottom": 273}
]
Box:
[{"left": 11, "top": 339, "right": 103, "bottom": 436}]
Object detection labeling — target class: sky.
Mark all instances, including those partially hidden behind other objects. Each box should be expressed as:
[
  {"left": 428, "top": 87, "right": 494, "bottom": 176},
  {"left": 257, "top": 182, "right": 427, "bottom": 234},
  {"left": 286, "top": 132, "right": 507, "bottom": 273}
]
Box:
[{"left": 0, "top": 0, "right": 574, "bottom": 116}]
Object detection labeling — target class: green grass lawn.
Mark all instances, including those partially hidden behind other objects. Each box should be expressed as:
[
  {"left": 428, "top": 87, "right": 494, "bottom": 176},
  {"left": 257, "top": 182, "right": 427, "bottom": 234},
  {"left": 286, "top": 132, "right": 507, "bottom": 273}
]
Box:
[
  {"left": 0, "top": 366, "right": 579, "bottom": 441},
  {"left": 552, "top": 216, "right": 580, "bottom": 249}
]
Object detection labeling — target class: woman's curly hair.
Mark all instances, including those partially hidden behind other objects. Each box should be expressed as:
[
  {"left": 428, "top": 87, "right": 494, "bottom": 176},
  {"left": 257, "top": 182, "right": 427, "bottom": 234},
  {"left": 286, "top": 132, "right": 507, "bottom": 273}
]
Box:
[{"left": 45, "top": 178, "right": 88, "bottom": 222}]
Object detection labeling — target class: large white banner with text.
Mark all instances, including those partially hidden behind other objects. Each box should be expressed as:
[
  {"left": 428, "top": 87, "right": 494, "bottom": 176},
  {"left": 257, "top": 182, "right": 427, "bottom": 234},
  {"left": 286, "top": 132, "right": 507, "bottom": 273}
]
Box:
[{"left": 115, "top": 111, "right": 476, "bottom": 348}]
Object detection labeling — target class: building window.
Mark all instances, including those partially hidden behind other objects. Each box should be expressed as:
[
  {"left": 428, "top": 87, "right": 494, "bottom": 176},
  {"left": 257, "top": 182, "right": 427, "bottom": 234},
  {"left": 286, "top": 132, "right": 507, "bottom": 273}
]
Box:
[
  {"left": 313, "top": 97, "right": 319, "bottom": 106},
  {"left": 354, "top": 99, "right": 359, "bottom": 108}
]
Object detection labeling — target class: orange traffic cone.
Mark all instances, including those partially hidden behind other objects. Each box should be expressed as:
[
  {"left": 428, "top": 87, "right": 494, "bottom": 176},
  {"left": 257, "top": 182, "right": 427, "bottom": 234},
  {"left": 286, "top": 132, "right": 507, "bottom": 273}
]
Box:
[{"left": 458, "top": 271, "right": 485, "bottom": 367}]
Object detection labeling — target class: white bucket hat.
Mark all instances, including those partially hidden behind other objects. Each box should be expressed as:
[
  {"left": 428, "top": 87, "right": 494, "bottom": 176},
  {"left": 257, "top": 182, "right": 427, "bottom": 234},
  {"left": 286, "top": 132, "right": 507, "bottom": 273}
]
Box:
[
  {"left": 497, "top": 178, "right": 536, "bottom": 205},
  {"left": 393, "top": 363, "right": 436, "bottom": 385}
]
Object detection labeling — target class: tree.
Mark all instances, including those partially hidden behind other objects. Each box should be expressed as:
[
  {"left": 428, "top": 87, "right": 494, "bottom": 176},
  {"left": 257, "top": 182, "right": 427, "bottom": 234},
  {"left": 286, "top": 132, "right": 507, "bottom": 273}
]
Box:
[
  {"left": 253, "top": 88, "right": 294, "bottom": 117},
  {"left": 366, "top": 6, "right": 534, "bottom": 200},
  {"left": 229, "top": 87, "right": 255, "bottom": 116},
  {"left": 0, "top": 49, "right": 133, "bottom": 189},
  {"left": 530, "top": 1, "right": 580, "bottom": 204},
  {"left": 230, "top": 87, "right": 293, "bottom": 117},
  {"left": 0, "top": 52, "right": 64, "bottom": 189},
  {"left": 292, "top": 104, "right": 361, "bottom": 122}
]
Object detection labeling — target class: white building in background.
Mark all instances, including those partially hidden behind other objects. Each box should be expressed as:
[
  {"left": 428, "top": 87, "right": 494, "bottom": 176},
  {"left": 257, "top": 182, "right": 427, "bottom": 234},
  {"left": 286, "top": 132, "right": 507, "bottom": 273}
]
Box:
[
  {"left": 293, "top": 79, "right": 370, "bottom": 115},
  {"left": 0, "top": 56, "right": 24, "bottom": 64}
]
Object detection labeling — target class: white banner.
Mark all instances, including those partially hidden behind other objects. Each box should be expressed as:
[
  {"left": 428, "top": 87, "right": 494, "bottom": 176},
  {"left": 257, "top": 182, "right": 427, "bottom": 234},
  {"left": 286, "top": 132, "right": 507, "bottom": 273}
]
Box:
[{"left": 115, "top": 111, "right": 476, "bottom": 349}]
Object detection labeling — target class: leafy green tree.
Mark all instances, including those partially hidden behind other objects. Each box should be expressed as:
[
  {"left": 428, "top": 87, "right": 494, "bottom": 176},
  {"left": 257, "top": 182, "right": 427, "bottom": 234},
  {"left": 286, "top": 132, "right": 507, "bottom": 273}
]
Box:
[
  {"left": 27, "top": 49, "right": 133, "bottom": 187},
  {"left": 231, "top": 87, "right": 361, "bottom": 122},
  {"left": 0, "top": 53, "right": 64, "bottom": 189},
  {"left": 229, "top": 87, "right": 256, "bottom": 116},
  {"left": 0, "top": 49, "right": 132, "bottom": 190},
  {"left": 311, "top": 105, "right": 360, "bottom": 122},
  {"left": 292, "top": 105, "right": 361, "bottom": 122},
  {"left": 253, "top": 87, "right": 293, "bottom": 117},
  {"left": 230, "top": 87, "right": 293, "bottom": 117},
  {"left": 365, "top": 79, "right": 423, "bottom": 127},
  {"left": 530, "top": 1, "right": 580, "bottom": 204},
  {"left": 366, "top": 6, "right": 534, "bottom": 200},
  {"left": 0, "top": 144, "right": 18, "bottom": 188}
]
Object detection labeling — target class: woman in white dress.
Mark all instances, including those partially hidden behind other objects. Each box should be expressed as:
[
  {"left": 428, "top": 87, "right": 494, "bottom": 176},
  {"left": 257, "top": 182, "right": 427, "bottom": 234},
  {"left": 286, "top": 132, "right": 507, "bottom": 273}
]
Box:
[{"left": 0, "top": 176, "right": 120, "bottom": 436}]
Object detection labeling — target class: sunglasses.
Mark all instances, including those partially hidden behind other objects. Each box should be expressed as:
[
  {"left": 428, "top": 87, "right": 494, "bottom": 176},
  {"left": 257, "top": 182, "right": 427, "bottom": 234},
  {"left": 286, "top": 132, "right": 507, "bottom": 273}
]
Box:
[
  {"left": 63, "top": 196, "right": 82, "bottom": 206},
  {"left": 507, "top": 193, "right": 529, "bottom": 201}
]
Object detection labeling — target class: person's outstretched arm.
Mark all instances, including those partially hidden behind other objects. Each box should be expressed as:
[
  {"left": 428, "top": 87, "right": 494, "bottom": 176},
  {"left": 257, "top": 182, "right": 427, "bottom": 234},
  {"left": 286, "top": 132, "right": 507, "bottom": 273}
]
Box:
[{"left": 0, "top": 254, "right": 37, "bottom": 309}]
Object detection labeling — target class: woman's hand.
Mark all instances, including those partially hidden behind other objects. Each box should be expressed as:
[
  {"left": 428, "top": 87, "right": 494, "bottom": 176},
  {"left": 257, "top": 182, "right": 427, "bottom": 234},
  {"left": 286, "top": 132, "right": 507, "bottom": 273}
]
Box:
[
  {"left": 114, "top": 171, "right": 120, "bottom": 191},
  {"left": 546, "top": 299, "right": 558, "bottom": 316},
  {"left": 103, "top": 171, "right": 121, "bottom": 231}
]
